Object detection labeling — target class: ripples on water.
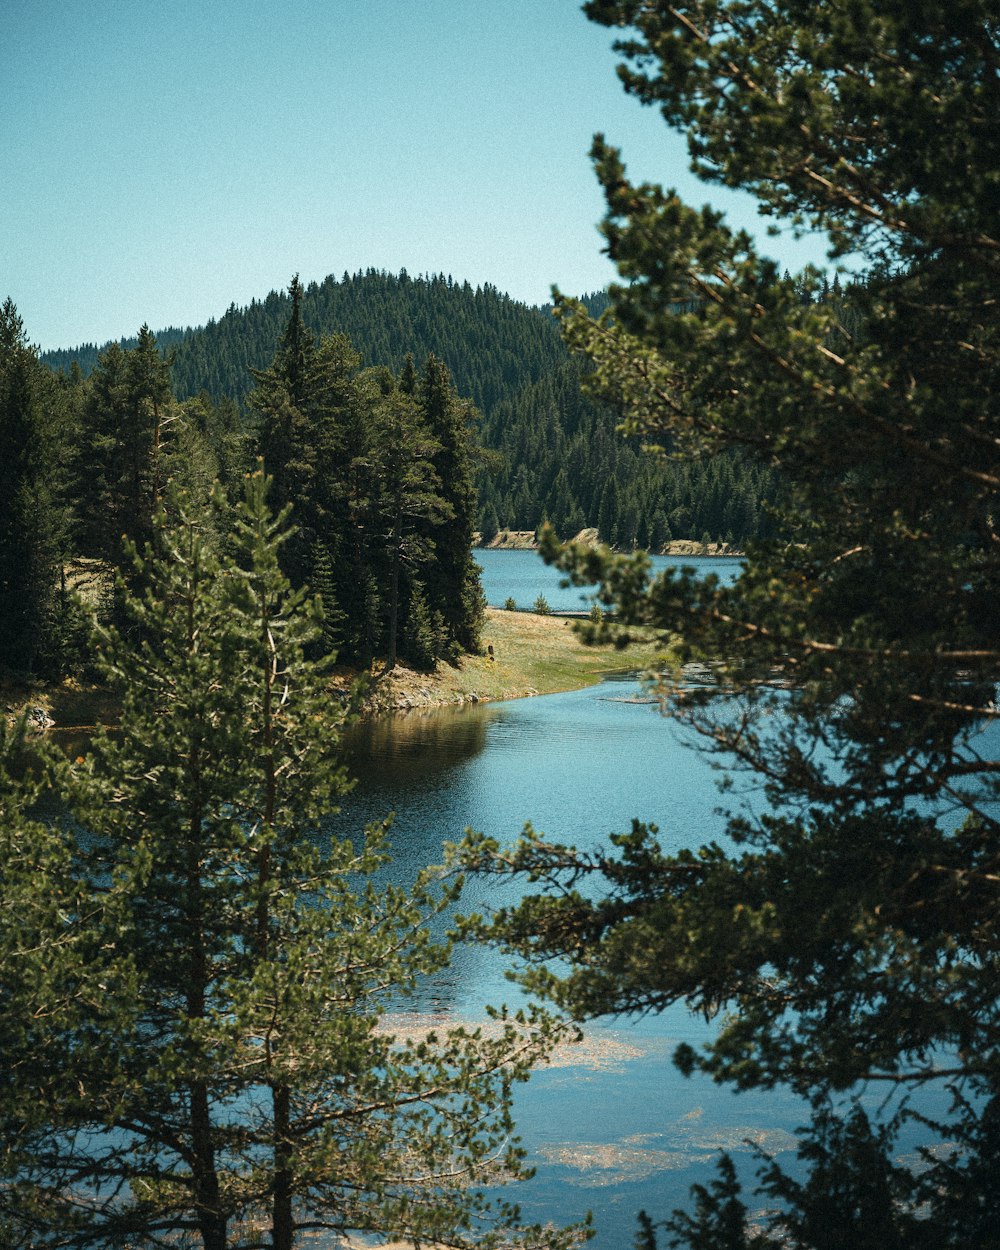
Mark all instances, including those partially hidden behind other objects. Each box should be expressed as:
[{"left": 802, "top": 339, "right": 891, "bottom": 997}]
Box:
[{"left": 336, "top": 679, "right": 807, "bottom": 1249}]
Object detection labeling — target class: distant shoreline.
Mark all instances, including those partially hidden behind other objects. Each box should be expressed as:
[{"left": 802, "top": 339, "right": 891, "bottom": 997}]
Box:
[{"left": 475, "top": 527, "right": 743, "bottom": 557}]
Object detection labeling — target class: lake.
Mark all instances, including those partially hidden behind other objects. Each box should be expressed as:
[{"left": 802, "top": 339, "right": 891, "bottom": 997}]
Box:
[
  {"left": 40, "top": 545, "right": 957, "bottom": 1245},
  {"left": 332, "top": 546, "right": 965, "bottom": 1247},
  {"left": 338, "top": 680, "right": 807, "bottom": 1248},
  {"left": 474, "top": 547, "right": 743, "bottom": 613}
]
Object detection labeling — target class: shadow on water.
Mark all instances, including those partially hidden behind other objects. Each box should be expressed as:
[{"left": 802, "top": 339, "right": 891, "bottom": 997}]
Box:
[
  {"left": 332, "top": 703, "right": 507, "bottom": 1018},
  {"left": 323, "top": 677, "right": 826, "bottom": 1250},
  {"left": 343, "top": 700, "right": 496, "bottom": 791}
]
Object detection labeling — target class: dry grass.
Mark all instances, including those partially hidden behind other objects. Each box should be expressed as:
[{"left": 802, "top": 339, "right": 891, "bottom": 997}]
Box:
[
  {"left": 472, "top": 607, "right": 661, "bottom": 697},
  {"left": 363, "top": 607, "right": 663, "bottom": 713}
]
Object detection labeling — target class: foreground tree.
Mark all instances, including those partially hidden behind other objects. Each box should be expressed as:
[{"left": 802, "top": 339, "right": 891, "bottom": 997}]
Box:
[
  {"left": 466, "top": 3, "right": 1000, "bottom": 1246},
  {"left": 2, "top": 477, "right": 577, "bottom": 1250}
]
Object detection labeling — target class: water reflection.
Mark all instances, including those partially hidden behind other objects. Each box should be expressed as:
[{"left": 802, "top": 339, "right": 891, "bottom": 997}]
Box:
[
  {"left": 333, "top": 679, "right": 739, "bottom": 1022},
  {"left": 344, "top": 701, "right": 496, "bottom": 791},
  {"left": 323, "top": 677, "right": 821, "bottom": 1248}
]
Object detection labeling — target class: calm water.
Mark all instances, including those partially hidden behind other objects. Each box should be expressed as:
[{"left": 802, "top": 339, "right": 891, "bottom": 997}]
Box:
[
  {"left": 475, "top": 547, "right": 743, "bottom": 612},
  {"left": 337, "top": 646, "right": 977, "bottom": 1245},
  {"left": 48, "top": 543, "right": 959, "bottom": 1243},
  {"left": 336, "top": 681, "right": 807, "bottom": 1248}
]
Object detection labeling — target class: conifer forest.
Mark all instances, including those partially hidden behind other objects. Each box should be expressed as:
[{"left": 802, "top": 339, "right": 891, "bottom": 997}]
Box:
[{"left": 3, "top": 266, "right": 781, "bottom": 681}]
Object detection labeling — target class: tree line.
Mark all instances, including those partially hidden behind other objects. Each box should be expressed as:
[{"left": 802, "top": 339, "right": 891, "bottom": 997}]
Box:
[
  {"left": 1, "top": 277, "right": 483, "bottom": 679},
  {"left": 42, "top": 269, "right": 778, "bottom": 550}
]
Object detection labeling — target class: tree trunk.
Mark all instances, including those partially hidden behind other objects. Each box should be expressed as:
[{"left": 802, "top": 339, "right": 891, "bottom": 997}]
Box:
[
  {"left": 185, "top": 727, "right": 226, "bottom": 1250},
  {"left": 387, "top": 543, "right": 399, "bottom": 671},
  {"left": 259, "top": 584, "right": 295, "bottom": 1250},
  {"left": 272, "top": 1082, "right": 294, "bottom": 1250},
  {"left": 191, "top": 1077, "right": 228, "bottom": 1250}
]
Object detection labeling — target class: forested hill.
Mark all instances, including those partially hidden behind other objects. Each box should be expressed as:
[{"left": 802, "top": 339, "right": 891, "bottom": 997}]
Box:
[
  {"left": 41, "top": 270, "right": 772, "bottom": 547},
  {"left": 42, "top": 271, "right": 566, "bottom": 416}
]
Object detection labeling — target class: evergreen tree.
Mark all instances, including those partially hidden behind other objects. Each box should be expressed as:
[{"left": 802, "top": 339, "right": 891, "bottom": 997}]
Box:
[
  {"left": 480, "top": 501, "right": 500, "bottom": 543},
  {"left": 44, "top": 271, "right": 776, "bottom": 552},
  {"left": 1, "top": 477, "right": 577, "bottom": 1250},
  {"left": 308, "top": 538, "right": 345, "bottom": 657},
  {"left": 249, "top": 282, "right": 486, "bottom": 668},
  {"left": 372, "top": 386, "right": 452, "bottom": 670},
  {"left": 250, "top": 281, "right": 379, "bottom": 607},
  {"left": 0, "top": 720, "right": 137, "bottom": 1246},
  {"left": 75, "top": 326, "right": 175, "bottom": 577},
  {"left": 272, "top": 273, "right": 314, "bottom": 407},
  {"left": 248, "top": 283, "right": 324, "bottom": 584},
  {"left": 402, "top": 576, "right": 446, "bottom": 671},
  {"left": 74, "top": 340, "right": 129, "bottom": 561},
  {"left": 467, "top": 2, "right": 1000, "bottom": 1246},
  {"left": 416, "top": 354, "right": 484, "bottom": 656},
  {"left": 128, "top": 323, "right": 175, "bottom": 508},
  {"left": 0, "top": 300, "right": 68, "bottom": 673}
]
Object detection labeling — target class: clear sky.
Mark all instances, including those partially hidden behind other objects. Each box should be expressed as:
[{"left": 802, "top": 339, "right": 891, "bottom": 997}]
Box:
[{"left": 4, "top": 1, "right": 829, "bottom": 351}]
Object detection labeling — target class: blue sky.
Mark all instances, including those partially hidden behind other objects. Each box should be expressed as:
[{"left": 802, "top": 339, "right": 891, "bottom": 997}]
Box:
[{"left": 4, "top": 1, "right": 828, "bottom": 351}]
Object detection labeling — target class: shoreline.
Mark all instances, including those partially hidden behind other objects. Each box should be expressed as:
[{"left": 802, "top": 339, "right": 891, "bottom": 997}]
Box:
[
  {"left": 475, "top": 527, "right": 743, "bottom": 557},
  {"left": 337, "top": 606, "right": 661, "bottom": 716},
  {"left": 5, "top": 607, "right": 663, "bottom": 734}
]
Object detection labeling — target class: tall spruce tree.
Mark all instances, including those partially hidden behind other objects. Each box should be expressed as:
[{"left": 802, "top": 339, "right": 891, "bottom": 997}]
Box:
[
  {"left": 371, "top": 384, "right": 452, "bottom": 670},
  {"left": 2, "top": 477, "right": 577, "bottom": 1250},
  {"left": 0, "top": 300, "right": 68, "bottom": 673},
  {"left": 272, "top": 273, "right": 313, "bottom": 408},
  {"left": 416, "top": 354, "right": 484, "bottom": 657},
  {"left": 466, "top": 2, "right": 1000, "bottom": 1247},
  {"left": 75, "top": 325, "right": 174, "bottom": 576},
  {"left": 249, "top": 281, "right": 364, "bottom": 594}
]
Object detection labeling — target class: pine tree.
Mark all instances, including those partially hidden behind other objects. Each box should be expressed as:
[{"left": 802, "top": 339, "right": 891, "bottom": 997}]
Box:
[
  {"left": 127, "top": 324, "right": 174, "bottom": 511},
  {"left": 0, "top": 720, "right": 137, "bottom": 1225},
  {"left": 468, "top": 1, "right": 1000, "bottom": 1246},
  {"left": 2, "top": 477, "right": 577, "bottom": 1250},
  {"left": 75, "top": 326, "right": 175, "bottom": 579},
  {"left": 417, "top": 354, "right": 484, "bottom": 655},
  {"left": 272, "top": 273, "right": 314, "bottom": 408},
  {"left": 250, "top": 282, "right": 363, "bottom": 592},
  {"left": 371, "top": 387, "right": 451, "bottom": 670},
  {"left": 0, "top": 300, "right": 67, "bottom": 673},
  {"left": 308, "top": 538, "right": 345, "bottom": 657}
]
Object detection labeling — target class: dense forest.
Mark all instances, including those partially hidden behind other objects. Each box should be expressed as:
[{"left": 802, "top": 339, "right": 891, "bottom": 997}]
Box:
[
  {"left": 42, "top": 269, "right": 776, "bottom": 548},
  {"left": 1, "top": 280, "right": 483, "bottom": 679},
  {"left": 5, "top": 268, "right": 788, "bottom": 679}
]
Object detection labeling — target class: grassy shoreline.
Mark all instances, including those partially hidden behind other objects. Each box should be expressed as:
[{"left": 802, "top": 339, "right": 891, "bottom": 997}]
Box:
[
  {"left": 3, "top": 607, "right": 664, "bottom": 732},
  {"left": 354, "top": 606, "right": 663, "bottom": 715}
]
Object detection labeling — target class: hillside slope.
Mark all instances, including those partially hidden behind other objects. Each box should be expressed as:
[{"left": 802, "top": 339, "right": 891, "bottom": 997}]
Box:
[{"left": 42, "top": 270, "right": 773, "bottom": 547}]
